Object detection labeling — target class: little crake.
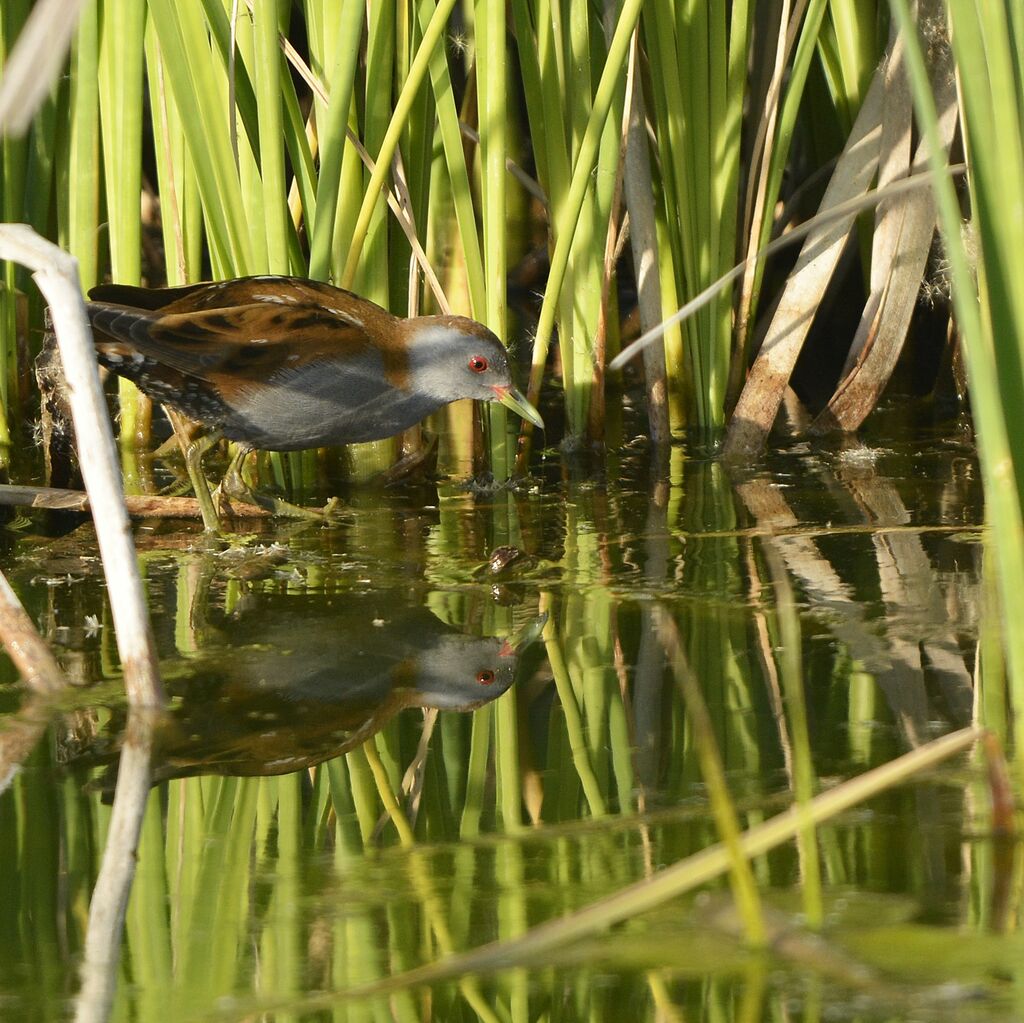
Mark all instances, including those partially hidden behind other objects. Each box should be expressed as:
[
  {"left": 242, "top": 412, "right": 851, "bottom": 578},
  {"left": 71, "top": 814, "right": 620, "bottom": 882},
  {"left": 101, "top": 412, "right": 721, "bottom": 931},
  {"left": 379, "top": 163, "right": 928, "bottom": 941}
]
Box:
[{"left": 87, "top": 274, "right": 543, "bottom": 450}]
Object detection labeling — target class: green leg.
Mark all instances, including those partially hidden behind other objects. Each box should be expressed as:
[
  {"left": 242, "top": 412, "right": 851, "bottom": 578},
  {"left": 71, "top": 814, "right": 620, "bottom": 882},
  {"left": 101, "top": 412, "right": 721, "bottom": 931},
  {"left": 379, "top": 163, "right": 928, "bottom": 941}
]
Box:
[{"left": 167, "top": 410, "right": 222, "bottom": 532}]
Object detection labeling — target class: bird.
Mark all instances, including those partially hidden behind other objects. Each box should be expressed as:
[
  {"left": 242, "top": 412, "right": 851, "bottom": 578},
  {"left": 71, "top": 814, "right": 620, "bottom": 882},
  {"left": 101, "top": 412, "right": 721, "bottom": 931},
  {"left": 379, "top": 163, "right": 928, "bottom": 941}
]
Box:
[
  {"left": 68, "top": 595, "right": 546, "bottom": 781},
  {"left": 85, "top": 275, "right": 543, "bottom": 521}
]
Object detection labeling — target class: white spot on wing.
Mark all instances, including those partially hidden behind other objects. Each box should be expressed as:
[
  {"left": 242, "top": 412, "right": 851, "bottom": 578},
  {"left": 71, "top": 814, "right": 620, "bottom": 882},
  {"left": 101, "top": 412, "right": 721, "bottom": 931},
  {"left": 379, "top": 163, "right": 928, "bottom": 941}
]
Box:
[{"left": 325, "top": 306, "right": 364, "bottom": 329}]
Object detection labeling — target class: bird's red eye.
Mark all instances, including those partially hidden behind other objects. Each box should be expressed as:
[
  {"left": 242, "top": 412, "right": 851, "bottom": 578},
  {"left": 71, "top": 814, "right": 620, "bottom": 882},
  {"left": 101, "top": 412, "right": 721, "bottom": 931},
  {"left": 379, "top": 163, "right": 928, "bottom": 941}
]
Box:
[
  {"left": 476, "top": 669, "right": 496, "bottom": 685},
  {"left": 468, "top": 355, "right": 489, "bottom": 373}
]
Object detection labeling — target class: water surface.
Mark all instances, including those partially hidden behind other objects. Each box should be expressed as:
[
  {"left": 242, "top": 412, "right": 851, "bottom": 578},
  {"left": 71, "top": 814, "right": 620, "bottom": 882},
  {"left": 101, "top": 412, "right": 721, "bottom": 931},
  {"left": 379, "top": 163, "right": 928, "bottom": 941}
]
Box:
[{"left": 3, "top": 414, "right": 1017, "bottom": 1022}]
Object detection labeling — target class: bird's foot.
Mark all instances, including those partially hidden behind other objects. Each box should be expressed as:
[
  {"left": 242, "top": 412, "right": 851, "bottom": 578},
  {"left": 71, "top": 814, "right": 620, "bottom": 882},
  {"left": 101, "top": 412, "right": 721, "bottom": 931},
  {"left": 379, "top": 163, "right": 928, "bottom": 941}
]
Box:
[
  {"left": 258, "top": 492, "right": 346, "bottom": 522},
  {"left": 217, "top": 473, "right": 344, "bottom": 523}
]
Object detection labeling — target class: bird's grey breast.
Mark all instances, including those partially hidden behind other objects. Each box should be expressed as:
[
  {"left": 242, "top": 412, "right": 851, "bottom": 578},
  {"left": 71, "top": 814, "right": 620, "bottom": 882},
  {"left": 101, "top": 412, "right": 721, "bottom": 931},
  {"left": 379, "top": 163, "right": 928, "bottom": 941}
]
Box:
[{"left": 222, "top": 349, "right": 440, "bottom": 449}]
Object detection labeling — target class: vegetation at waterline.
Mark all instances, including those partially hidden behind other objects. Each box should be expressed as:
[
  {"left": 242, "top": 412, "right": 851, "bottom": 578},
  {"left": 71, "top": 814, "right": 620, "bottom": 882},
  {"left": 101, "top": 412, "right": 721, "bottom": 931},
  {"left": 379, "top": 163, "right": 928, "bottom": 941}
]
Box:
[{"left": 0, "top": 1, "right": 1021, "bottom": 613}]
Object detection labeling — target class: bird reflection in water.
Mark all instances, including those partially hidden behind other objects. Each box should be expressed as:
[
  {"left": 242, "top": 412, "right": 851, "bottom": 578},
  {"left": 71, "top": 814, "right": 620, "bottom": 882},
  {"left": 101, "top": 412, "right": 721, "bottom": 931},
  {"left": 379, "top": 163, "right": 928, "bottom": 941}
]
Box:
[{"left": 72, "top": 597, "right": 544, "bottom": 783}]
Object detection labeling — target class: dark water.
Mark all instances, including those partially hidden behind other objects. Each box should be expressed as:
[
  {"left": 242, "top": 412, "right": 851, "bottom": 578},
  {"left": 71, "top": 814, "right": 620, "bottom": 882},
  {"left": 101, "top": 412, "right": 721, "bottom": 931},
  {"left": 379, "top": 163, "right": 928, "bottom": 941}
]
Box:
[{"left": 3, "top": 412, "right": 1020, "bottom": 1022}]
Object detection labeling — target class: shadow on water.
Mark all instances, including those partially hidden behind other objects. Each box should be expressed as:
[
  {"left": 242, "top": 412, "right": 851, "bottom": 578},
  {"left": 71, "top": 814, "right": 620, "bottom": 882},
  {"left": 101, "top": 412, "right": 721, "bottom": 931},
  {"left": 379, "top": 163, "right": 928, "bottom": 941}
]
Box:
[{"left": 2, "top": 416, "right": 1019, "bottom": 1022}]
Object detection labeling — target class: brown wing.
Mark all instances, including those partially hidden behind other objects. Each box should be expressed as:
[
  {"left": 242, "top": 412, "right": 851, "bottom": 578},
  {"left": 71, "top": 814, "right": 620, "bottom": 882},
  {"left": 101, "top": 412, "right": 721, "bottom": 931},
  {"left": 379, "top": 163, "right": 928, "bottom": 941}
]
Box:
[
  {"left": 159, "top": 277, "right": 382, "bottom": 317},
  {"left": 148, "top": 305, "right": 379, "bottom": 378},
  {"left": 88, "top": 280, "right": 215, "bottom": 311},
  {"left": 88, "top": 275, "right": 388, "bottom": 318},
  {"left": 88, "top": 300, "right": 385, "bottom": 383}
]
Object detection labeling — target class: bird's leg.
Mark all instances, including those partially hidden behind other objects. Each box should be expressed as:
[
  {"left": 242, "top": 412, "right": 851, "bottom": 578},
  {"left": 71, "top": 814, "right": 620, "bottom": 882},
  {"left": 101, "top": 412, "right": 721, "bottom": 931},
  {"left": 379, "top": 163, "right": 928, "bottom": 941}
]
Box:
[
  {"left": 166, "top": 409, "right": 222, "bottom": 532},
  {"left": 219, "top": 446, "right": 342, "bottom": 521},
  {"left": 218, "top": 445, "right": 255, "bottom": 506}
]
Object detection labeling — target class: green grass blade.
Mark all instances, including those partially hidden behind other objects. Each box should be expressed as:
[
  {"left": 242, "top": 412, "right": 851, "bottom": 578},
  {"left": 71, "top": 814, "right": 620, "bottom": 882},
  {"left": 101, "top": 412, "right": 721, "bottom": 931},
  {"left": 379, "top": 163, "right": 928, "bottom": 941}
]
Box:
[
  {"left": 307, "top": 0, "right": 366, "bottom": 281},
  {"left": 253, "top": 0, "right": 290, "bottom": 274},
  {"left": 147, "top": 1, "right": 254, "bottom": 275}
]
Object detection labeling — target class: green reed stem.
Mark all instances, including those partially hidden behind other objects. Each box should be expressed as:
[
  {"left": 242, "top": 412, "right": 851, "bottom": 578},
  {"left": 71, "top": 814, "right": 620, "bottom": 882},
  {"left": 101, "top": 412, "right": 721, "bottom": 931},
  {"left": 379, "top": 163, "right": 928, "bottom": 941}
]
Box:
[
  {"left": 306, "top": 0, "right": 365, "bottom": 281},
  {"left": 891, "top": 0, "right": 1024, "bottom": 733},
  {"left": 98, "top": 0, "right": 149, "bottom": 442},
  {"left": 65, "top": 4, "right": 100, "bottom": 290},
  {"left": 421, "top": 0, "right": 485, "bottom": 316},
  {"left": 148, "top": 1, "right": 254, "bottom": 275},
  {"left": 253, "top": 0, "right": 290, "bottom": 274},
  {"left": 339, "top": 0, "right": 457, "bottom": 289},
  {"left": 525, "top": 0, "right": 643, "bottom": 428}
]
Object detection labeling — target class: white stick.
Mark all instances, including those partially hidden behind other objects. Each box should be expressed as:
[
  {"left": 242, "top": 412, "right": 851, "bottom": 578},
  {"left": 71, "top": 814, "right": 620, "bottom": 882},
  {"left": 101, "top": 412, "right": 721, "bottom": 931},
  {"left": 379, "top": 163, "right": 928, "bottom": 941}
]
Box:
[
  {"left": 0, "top": 224, "right": 164, "bottom": 707},
  {"left": 73, "top": 712, "right": 155, "bottom": 1023}
]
